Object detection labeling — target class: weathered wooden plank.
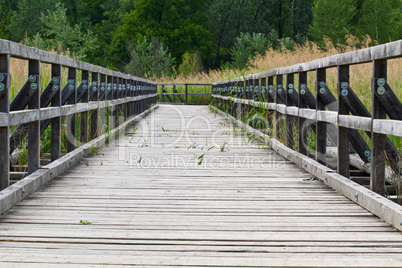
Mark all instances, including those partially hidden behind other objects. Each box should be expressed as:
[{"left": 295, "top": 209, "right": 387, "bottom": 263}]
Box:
[{"left": 0, "top": 54, "right": 10, "bottom": 190}]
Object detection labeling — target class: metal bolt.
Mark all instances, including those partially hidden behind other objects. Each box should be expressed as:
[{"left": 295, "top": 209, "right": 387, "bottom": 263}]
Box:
[
  {"left": 278, "top": 88, "right": 282, "bottom": 93},
  {"left": 319, "top": 87, "right": 326, "bottom": 94},
  {"left": 269, "top": 89, "right": 274, "bottom": 94},
  {"left": 83, "top": 85, "right": 88, "bottom": 90},
  {"left": 341, "top": 89, "right": 348, "bottom": 96},
  {"left": 367, "top": 156, "right": 371, "bottom": 163},
  {"left": 288, "top": 83, "right": 293, "bottom": 89},
  {"left": 82, "top": 80, "right": 87, "bottom": 85},
  {"left": 269, "top": 85, "right": 274, "bottom": 90},
  {"left": 101, "top": 87, "right": 105, "bottom": 91},
  {"left": 377, "top": 78, "right": 386, "bottom": 87},
  {"left": 278, "top": 84, "right": 282, "bottom": 89},
  {"left": 300, "top": 89, "right": 306, "bottom": 95},
  {"left": 326, "top": 141, "right": 331, "bottom": 146},
  {"left": 30, "top": 83, "right": 38, "bottom": 90},
  {"left": 0, "top": 83, "right": 4, "bottom": 92},
  {"left": 52, "top": 84, "right": 59, "bottom": 91},
  {"left": 29, "top": 75, "right": 37, "bottom": 83},
  {"left": 364, "top": 150, "right": 371, "bottom": 157},
  {"left": 341, "top": 82, "right": 348, "bottom": 89},
  {"left": 377, "top": 86, "right": 385, "bottom": 95},
  {"left": 93, "top": 87, "right": 98, "bottom": 91},
  {"left": 288, "top": 89, "right": 293, "bottom": 94},
  {"left": 319, "top": 81, "right": 326, "bottom": 88},
  {"left": 0, "top": 73, "right": 4, "bottom": 82},
  {"left": 300, "top": 84, "right": 306, "bottom": 90},
  {"left": 69, "top": 84, "right": 74, "bottom": 90},
  {"left": 68, "top": 79, "right": 74, "bottom": 84},
  {"left": 101, "top": 82, "right": 106, "bottom": 87},
  {"left": 52, "top": 77, "right": 59, "bottom": 84}
]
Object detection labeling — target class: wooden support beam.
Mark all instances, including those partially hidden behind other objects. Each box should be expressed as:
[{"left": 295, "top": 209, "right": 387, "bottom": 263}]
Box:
[
  {"left": 51, "top": 64, "right": 62, "bottom": 162},
  {"left": 27, "top": 60, "right": 40, "bottom": 175},
  {"left": 80, "top": 70, "right": 89, "bottom": 144},
  {"left": 316, "top": 68, "right": 327, "bottom": 166},
  {"left": 0, "top": 54, "right": 10, "bottom": 190},
  {"left": 337, "top": 65, "right": 350, "bottom": 178},
  {"left": 371, "top": 59, "right": 387, "bottom": 195},
  {"left": 66, "top": 67, "right": 77, "bottom": 153},
  {"left": 298, "top": 71, "right": 308, "bottom": 156},
  {"left": 275, "top": 75, "right": 283, "bottom": 141},
  {"left": 286, "top": 73, "right": 295, "bottom": 149}
]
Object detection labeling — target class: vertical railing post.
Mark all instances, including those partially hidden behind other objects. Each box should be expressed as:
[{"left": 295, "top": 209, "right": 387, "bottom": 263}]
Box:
[
  {"left": 90, "top": 72, "right": 99, "bottom": 139},
  {"left": 337, "top": 65, "right": 350, "bottom": 178},
  {"left": 286, "top": 73, "right": 295, "bottom": 149},
  {"left": 51, "top": 64, "right": 62, "bottom": 162},
  {"left": 80, "top": 70, "right": 89, "bottom": 144},
  {"left": 28, "top": 60, "right": 41, "bottom": 174},
  {"left": 371, "top": 59, "right": 387, "bottom": 195},
  {"left": 162, "top": 85, "right": 165, "bottom": 103},
  {"left": 267, "top": 76, "right": 274, "bottom": 131},
  {"left": 0, "top": 54, "right": 10, "bottom": 189},
  {"left": 298, "top": 71, "right": 308, "bottom": 156},
  {"left": 275, "top": 75, "right": 283, "bottom": 141},
  {"left": 66, "top": 67, "right": 77, "bottom": 153},
  {"left": 185, "top": 83, "right": 188, "bottom": 105},
  {"left": 316, "top": 68, "right": 327, "bottom": 165}
]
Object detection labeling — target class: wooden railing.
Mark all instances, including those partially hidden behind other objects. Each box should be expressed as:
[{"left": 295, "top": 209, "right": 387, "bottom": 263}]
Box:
[
  {"left": 158, "top": 83, "right": 212, "bottom": 104},
  {"left": 0, "top": 39, "right": 157, "bottom": 190},
  {"left": 212, "top": 40, "right": 401, "bottom": 197}
]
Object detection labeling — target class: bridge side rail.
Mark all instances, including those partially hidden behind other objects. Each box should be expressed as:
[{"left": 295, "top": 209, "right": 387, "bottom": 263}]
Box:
[
  {"left": 158, "top": 83, "right": 212, "bottom": 104},
  {"left": 0, "top": 39, "right": 157, "bottom": 190},
  {"left": 212, "top": 40, "right": 401, "bottom": 198}
]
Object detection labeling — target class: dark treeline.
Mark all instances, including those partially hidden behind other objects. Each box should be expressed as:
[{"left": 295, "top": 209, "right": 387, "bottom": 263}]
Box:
[{"left": 0, "top": 0, "right": 400, "bottom": 78}]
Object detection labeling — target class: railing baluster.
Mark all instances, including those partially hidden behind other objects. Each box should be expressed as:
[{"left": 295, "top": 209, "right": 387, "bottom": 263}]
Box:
[
  {"left": 80, "top": 70, "right": 89, "bottom": 144},
  {"left": 66, "top": 67, "right": 77, "bottom": 153},
  {"left": 27, "top": 60, "right": 41, "bottom": 175},
  {"left": 316, "top": 68, "right": 327, "bottom": 165},
  {"left": 51, "top": 64, "right": 62, "bottom": 162},
  {"left": 0, "top": 54, "right": 10, "bottom": 189},
  {"left": 337, "top": 65, "right": 350, "bottom": 178},
  {"left": 286, "top": 73, "right": 295, "bottom": 149},
  {"left": 298, "top": 71, "right": 308, "bottom": 156},
  {"left": 371, "top": 59, "right": 387, "bottom": 195}
]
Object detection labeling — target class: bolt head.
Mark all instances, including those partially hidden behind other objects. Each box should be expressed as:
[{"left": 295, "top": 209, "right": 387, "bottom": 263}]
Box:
[
  {"left": 377, "top": 86, "right": 385, "bottom": 95},
  {"left": 0, "top": 83, "right": 4, "bottom": 92},
  {"left": 341, "top": 89, "right": 348, "bottom": 96},
  {"left": 300, "top": 84, "right": 306, "bottom": 90},
  {"left": 319, "top": 87, "right": 326, "bottom": 94},
  {"left": 82, "top": 80, "right": 88, "bottom": 85},
  {"left": 83, "top": 85, "right": 88, "bottom": 90},
  {"left": 367, "top": 156, "right": 371, "bottom": 163},
  {"left": 93, "top": 87, "right": 98, "bottom": 91},
  {"left": 300, "top": 89, "right": 306, "bottom": 95},
  {"left": 288, "top": 89, "right": 293, "bottom": 94},
  {"left": 278, "top": 88, "right": 282, "bottom": 93},
  {"left": 269, "top": 85, "right": 274, "bottom": 90},
  {"left": 52, "top": 77, "right": 59, "bottom": 84},
  {"left": 319, "top": 81, "right": 326, "bottom": 88},
  {"left": 52, "top": 84, "right": 59, "bottom": 91},
  {"left": 364, "top": 150, "right": 371, "bottom": 157},
  {"left": 341, "top": 82, "right": 348, "bottom": 89},
  {"left": 68, "top": 79, "right": 74, "bottom": 85},
  {"left": 29, "top": 75, "right": 37, "bottom": 83},
  {"left": 101, "top": 87, "right": 105, "bottom": 91},
  {"left": 288, "top": 83, "right": 294, "bottom": 89},
  {"left": 69, "top": 84, "right": 74, "bottom": 90},
  {"left": 326, "top": 141, "right": 331, "bottom": 146},
  {"left": 30, "top": 83, "right": 38, "bottom": 90},
  {"left": 377, "top": 78, "right": 386, "bottom": 87},
  {"left": 0, "top": 73, "right": 4, "bottom": 82}
]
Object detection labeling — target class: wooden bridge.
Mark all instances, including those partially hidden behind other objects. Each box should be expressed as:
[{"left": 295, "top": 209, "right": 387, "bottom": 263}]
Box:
[{"left": 0, "top": 39, "right": 401, "bottom": 267}]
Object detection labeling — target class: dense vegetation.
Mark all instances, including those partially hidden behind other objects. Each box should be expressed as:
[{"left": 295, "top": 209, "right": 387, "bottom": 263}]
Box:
[{"left": 0, "top": 0, "right": 400, "bottom": 78}]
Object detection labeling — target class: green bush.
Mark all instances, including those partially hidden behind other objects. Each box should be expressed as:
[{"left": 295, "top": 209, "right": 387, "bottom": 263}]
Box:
[{"left": 178, "top": 51, "right": 203, "bottom": 77}]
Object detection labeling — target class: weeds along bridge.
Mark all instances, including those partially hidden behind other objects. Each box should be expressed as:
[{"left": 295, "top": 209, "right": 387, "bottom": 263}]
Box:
[{"left": 0, "top": 39, "right": 401, "bottom": 267}]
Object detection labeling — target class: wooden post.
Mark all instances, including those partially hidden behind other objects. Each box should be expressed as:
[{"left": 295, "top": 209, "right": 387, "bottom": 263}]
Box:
[
  {"left": 27, "top": 60, "right": 41, "bottom": 175},
  {"left": 51, "top": 64, "right": 62, "bottom": 162},
  {"left": 298, "top": 71, "right": 308, "bottom": 155},
  {"left": 337, "top": 65, "right": 350, "bottom": 178},
  {"left": 91, "top": 72, "right": 99, "bottom": 139},
  {"left": 80, "top": 70, "right": 89, "bottom": 144},
  {"left": 276, "top": 75, "right": 283, "bottom": 141},
  {"left": 371, "top": 59, "right": 387, "bottom": 195},
  {"left": 286, "top": 73, "right": 295, "bottom": 149},
  {"left": 185, "top": 84, "right": 188, "bottom": 105},
  {"left": 0, "top": 54, "right": 10, "bottom": 189},
  {"left": 267, "top": 76, "right": 274, "bottom": 131},
  {"left": 66, "top": 68, "right": 77, "bottom": 153},
  {"left": 316, "top": 68, "right": 327, "bottom": 165}
]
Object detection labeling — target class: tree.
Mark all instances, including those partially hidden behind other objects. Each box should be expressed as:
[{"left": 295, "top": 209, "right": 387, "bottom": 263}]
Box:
[
  {"left": 308, "top": 0, "right": 356, "bottom": 46},
  {"left": 111, "top": 0, "right": 213, "bottom": 69},
  {"left": 0, "top": 0, "right": 17, "bottom": 39},
  {"left": 26, "top": 3, "right": 98, "bottom": 60},
  {"left": 357, "top": 0, "right": 401, "bottom": 43},
  {"left": 8, "top": 0, "right": 58, "bottom": 42},
  {"left": 124, "top": 37, "right": 175, "bottom": 78},
  {"left": 178, "top": 52, "right": 203, "bottom": 77}
]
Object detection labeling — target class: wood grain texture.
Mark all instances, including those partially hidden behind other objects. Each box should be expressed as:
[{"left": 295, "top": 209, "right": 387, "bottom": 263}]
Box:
[{"left": 0, "top": 105, "right": 401, "bottom": 267}]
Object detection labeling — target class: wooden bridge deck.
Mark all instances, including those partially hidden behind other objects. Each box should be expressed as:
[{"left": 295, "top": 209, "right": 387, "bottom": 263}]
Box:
[{"left": 0, "top": 105, "right": 401, "bottom": 267}]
